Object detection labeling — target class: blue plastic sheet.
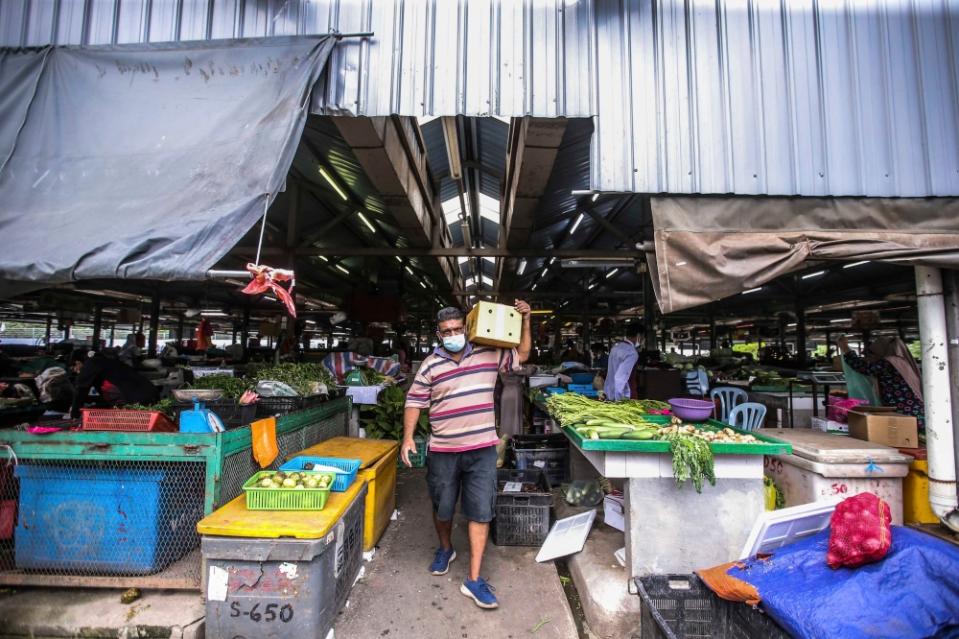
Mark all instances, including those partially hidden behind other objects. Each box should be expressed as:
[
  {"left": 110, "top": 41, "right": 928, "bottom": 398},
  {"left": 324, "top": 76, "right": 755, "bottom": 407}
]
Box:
[{"left": 728, "top": 527, "right": 959, "bottom": 639}]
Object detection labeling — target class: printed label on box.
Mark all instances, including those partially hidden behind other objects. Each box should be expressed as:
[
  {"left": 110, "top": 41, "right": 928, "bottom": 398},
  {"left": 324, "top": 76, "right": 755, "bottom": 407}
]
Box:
[
  {"left": 208, "top": 566, "right": 228, "bottom": 602},
  {"left": 503, "top": 482, "right": 523, "bottom": 492},
  {"left": 533, "top": 460, "right": 546, "bottom": 469}
]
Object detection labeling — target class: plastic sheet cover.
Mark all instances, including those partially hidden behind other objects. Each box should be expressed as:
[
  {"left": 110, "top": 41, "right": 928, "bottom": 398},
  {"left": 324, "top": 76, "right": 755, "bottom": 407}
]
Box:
[
  {"left": 648, "top": 196, "right": 959, "bottom": 313},
  {"left": 0, "top": 36, "right": 334, "bottom": 294},
  {"left": 727, "top": 526, "right": 959, "bottom": 639}
]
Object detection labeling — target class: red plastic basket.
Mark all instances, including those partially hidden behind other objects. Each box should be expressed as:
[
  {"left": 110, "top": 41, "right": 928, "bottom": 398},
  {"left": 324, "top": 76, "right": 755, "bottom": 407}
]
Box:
[{"left": 80, "top": 408, "right": 177, "bottom": 432}]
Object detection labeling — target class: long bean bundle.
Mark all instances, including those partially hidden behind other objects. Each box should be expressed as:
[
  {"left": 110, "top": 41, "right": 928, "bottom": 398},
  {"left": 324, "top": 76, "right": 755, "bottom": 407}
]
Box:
[{"left": 545, "top": 393, "right": 653, "bottom": 427}]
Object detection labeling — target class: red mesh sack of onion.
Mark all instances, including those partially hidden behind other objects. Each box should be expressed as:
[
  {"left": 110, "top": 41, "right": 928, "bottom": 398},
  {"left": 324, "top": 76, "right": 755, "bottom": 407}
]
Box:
[{"left": 827, "top": 492, "right": 893, "bottom": 569}]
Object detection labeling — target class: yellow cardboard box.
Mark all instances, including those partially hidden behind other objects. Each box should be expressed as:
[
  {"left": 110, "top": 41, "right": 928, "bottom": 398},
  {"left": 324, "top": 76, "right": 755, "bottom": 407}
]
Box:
[
  {"left": 466, "top": 301, "right": 522, "bottom": 349},
  {"left": 847, "top": 406, "right": 919, "bottom": 448}
]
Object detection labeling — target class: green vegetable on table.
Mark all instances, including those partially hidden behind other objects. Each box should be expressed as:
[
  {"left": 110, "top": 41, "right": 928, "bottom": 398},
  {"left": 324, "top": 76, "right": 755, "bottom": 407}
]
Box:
[
  {"left": 187, "top": 374, "right": 253, "bottom": 399},
  {"left": 659, "top": 431, "right": 716, "bottom": 493},
  {"left": 249, "top": 363, "right": 335, "bottom": 396},
  {"left": 124, "top": 397, "right": 175, "bottom": 415},
  {"left": 545, "top": 393, "right": 659, "bottom": 428}
]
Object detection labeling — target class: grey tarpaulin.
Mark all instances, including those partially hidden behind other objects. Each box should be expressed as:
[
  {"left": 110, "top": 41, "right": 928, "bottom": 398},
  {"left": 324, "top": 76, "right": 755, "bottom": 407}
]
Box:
[
  {"left": 648, "top": 197, "right": 959, "bottom": 314},
  {"left": 0, "top": 36, "right": 335, "bottom": 294}
]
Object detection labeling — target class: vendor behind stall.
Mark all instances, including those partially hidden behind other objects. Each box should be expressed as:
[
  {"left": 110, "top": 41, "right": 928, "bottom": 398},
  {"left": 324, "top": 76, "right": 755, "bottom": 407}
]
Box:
[
  {"left": 604, "top": 322, "right": 643, "bottom": 400},
  {"left": 70, "top": 351, "right": 159, "bottom": 418},
  {"left": 838, "top": 335, "right": 925, "bottom": 432}
]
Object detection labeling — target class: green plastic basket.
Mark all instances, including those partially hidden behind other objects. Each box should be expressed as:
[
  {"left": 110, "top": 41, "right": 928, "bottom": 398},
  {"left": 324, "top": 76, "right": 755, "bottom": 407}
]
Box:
[
  {"left": 399, "top": 437, "right": 427, "bottom": 468},
  {"left": 241, "top": 470, "right": 336, "bottom": 511}
]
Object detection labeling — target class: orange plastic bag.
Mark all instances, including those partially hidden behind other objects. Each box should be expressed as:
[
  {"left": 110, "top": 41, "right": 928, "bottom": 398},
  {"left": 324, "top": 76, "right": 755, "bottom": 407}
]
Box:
[{"left": 250, "top": 417, "right": 279, "bottom": 469}]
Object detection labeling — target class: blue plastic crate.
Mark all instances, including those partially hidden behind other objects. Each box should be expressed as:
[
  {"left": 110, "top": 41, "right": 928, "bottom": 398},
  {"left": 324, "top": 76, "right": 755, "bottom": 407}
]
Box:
[
  {"left": 569, "top": 372, "right": 596, "bottom": 385},
  {"left": 279, "top": 456, "right": 361, "bottom": 492},
  {"left": 567, "top": 384, "right": 599, "bottom": 397},
  {"left": 15, "top": 463, "right": 203, "bottom": 575}
]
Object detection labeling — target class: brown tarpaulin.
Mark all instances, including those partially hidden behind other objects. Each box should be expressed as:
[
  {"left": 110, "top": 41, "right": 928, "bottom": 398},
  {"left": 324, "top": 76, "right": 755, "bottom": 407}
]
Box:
[{"left": 648, "top": 197, "right": 959, "bottom": 314}]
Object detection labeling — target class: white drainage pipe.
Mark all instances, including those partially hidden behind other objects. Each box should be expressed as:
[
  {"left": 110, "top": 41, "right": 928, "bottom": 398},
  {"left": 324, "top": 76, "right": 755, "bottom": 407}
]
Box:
[{"left": 915, "top": 266, "right": 958, "bottom": 518}]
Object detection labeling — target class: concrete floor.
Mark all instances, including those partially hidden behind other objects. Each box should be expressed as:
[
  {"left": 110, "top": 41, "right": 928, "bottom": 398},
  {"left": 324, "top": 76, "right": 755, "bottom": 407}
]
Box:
[{"left": 333, "top": 468, "right": 580, "bottom": 639}]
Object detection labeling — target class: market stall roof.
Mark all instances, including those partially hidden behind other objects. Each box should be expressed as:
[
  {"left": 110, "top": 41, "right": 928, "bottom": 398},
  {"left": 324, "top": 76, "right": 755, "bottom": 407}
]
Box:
[{"left": 0, "top": 36, "right": 335, "bottom": 296}]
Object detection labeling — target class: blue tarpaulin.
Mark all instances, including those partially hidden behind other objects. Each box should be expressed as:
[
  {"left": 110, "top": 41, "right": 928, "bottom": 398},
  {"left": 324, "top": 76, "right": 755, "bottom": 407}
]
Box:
[{"left": 727, "top": 526, "right": 959, "bottom": 639}]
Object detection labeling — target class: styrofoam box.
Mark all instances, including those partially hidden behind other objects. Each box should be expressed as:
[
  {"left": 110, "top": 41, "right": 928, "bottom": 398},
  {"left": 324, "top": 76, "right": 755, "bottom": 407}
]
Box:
[
  {"left": 603, "top": 494, "right": 625, "bottom": 532},
  {"left": 764, "top": 454, "right": 908, "bottom": 524},
  {"left": 810, "top": 416, "right": 849, "bottom": 434}
]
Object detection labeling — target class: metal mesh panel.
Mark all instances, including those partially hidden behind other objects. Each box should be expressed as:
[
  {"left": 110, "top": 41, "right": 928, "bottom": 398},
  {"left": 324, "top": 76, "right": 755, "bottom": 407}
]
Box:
[
  {"left": 219, "top": 449, "right": 261, "bottom": 509},
  {"left": 216, "top": 410, "right": 348, "bottom": 509},
  {"left": 0, "top": 459, "right": 204, "bottom": 588}
]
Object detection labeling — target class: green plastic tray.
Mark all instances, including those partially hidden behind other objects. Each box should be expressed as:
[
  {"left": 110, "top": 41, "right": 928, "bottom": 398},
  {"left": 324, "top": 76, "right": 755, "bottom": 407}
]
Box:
[
  {"left": 242, "top": 470, "right": 336, "bottom": 511},
  {"left": 561, "top": 415, "right": 792, "bottom": 455}
]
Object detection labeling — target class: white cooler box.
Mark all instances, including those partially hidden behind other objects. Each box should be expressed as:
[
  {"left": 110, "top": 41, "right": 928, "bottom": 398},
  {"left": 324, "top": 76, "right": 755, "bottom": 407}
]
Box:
[{"left": 759, "top": 428, "right": 911, "bottom": 524}]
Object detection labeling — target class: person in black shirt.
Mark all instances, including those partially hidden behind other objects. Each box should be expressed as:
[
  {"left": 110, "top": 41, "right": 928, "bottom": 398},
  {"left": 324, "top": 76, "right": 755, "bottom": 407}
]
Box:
[{"left": 70, "top": 351, "right": 159, "bottom": 418}]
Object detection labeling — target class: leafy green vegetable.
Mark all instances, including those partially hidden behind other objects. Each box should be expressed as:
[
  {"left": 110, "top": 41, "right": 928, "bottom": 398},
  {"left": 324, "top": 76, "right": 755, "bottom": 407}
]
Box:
[
  {"left": 659, "top": 431, "right": 715, "bottom": 493},
  {"left": 124, "top": 397, "right": 175, "bottom": 416},
  {"left": 187, "top": 374, "right": 253, "bottom": 399},
  {"left": 363, "top": 385, "right": 429, "bottom": 440},
  {"left": 250, "top": 363, "right": 335, "bottom": 396}
]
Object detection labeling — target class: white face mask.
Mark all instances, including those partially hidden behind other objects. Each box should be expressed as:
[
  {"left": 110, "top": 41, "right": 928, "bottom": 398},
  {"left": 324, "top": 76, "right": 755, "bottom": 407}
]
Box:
[{"left": 442, "top": 334, "right": 467, "bottom": 353}]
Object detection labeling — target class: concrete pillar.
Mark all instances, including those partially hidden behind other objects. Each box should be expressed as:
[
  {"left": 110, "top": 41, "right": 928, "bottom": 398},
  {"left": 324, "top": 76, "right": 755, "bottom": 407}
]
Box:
[
  {"left": 624, "top": 478, "right": 764, "bottom": 576},
  {"left": 915, "top": 266, "right": 957, "bottom": 517}
]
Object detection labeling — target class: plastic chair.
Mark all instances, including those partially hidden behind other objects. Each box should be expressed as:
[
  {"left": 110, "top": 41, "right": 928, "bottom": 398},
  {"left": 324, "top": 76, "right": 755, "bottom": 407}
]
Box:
[
  {"left": 727, "top": 402, "right": 768, "bottom": 431},
  {"left": 710, "top": 386, "right": 748, "bottom": 422},
  {"left": 684, "top": 368, "right": 710, "bottom": 398}
]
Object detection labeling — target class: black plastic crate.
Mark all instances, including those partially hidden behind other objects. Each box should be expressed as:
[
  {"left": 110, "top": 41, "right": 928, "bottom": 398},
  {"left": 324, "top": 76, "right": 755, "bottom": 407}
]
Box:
[
  {"left": 255, "top": 394, "right": 326, "bottom": 417},
  {"left": 635, "top": 575, "right": 790, "bottom": 639},
  {"left": 491, "top": 468, "right": 553, "bottom": 547},
  {"left": 510, "top": 434, "right": 570, "bottom": 486},
  {"left": 173, "top": 400, "right": 256, "bottom": 429}
]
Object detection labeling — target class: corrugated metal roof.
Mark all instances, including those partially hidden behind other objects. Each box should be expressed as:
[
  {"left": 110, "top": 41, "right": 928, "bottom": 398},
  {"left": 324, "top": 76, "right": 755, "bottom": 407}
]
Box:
[{"left": 3, "top": 0, "right": 957, "bottom": 197}]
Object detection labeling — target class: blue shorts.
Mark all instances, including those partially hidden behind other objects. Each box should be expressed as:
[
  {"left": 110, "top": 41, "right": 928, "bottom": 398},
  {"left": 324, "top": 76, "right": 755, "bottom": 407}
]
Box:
[{"left": 426, "top": 445, "right": 497, "bottom": 523}]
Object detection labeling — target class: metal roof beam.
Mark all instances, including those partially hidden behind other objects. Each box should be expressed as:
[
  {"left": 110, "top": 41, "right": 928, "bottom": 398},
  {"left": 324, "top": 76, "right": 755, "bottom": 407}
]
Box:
[
  {"left": 236, "top": 247, "right": 644, "bottom": 258},
  {"left": 496, "top": 117, "right": 568, "bottom": 293},
  {"left": 333, "top": 116, "right": 459, "bottom": 291}
]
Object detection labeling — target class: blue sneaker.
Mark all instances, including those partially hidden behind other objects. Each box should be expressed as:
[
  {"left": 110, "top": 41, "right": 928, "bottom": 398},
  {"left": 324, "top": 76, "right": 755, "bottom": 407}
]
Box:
[
  {"left": 460, "top": 577, "right": 498, "bottom": 609},
  {"left": 429, "top": 547, "right": 456, "bottom": 575}
]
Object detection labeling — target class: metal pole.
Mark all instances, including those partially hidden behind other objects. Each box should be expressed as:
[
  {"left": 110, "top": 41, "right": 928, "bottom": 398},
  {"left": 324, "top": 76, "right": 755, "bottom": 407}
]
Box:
[
  {"left": 91, "top": 305, "right": 103, "bottom": 351},
  {"left": 109, "top": 324, "right": 115, "bottom": 348},
  {"left": 177, "top": 315, "right": 185, "bottom": 346},
  {"left": 643, "top": 272, "right": 658, "bottom": 355},
  {"left": 915, "top": 266, "right": 957, "bottom": 517},
  {"left": 709, "top": 315, "right": 717, "bottom": 353},
  {"left": 796, "top": 304, "right": 807, "bottom": 368},
  {"left": 148, "top": 292, "right": 161, "bottom": 357},
  {"left": 942, "top": 269, "right": 959, "bottom": 507},
  {"left": 44, "top": 316, "right": 52, "bottom": 352},
  {"left": 241, "top": 306, "right": 251, "bottom": 361}
]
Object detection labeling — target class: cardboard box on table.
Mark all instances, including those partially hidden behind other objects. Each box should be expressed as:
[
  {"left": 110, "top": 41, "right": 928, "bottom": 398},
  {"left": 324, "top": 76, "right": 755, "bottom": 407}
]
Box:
[{"left": 847, "top": 407, "right": 919, "bottom": 448}]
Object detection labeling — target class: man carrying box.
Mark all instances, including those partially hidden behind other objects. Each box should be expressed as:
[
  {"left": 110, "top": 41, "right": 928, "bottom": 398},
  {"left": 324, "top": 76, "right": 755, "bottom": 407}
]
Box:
[{"left": 401, "top": 300, "right": 532, "bottom": 609}]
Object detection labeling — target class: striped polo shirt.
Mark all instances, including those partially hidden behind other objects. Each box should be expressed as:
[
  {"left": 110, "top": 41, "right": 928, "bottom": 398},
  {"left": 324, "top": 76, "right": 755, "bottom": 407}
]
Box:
[{"left": 405, "top": 342, "right": 520, "bottom": 452}]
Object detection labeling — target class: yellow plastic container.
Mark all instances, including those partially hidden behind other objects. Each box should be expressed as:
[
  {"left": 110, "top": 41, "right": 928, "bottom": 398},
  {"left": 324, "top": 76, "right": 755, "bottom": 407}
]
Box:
[
  {"left": 197, "top": 477, "right": 365, "bottom": 539},
  {"left": 902, "top": 454, "right": 939, "bottom": 525},
  {"left": 358, "top": 447, "right": 399, "bottom": 550},
  {"left": 466, "top": 301, "right": 522, "bottom": 349},
  {"left": 291, "top": 436, "right": 399, "bottom": 550},
  {"left": 296, "top": 436, "right": 398, "bottom": 469}
]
